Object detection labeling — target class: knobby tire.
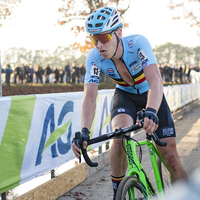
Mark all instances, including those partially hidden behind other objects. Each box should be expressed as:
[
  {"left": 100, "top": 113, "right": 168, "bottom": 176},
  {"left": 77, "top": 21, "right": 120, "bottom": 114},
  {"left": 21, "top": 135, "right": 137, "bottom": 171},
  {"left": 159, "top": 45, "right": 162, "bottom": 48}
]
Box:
[
  {"left": 157, "top": 158, "right": 171, "bottom": 194},
  {"left": 116, "top": 176, "right": 145, "bottom": 200}
]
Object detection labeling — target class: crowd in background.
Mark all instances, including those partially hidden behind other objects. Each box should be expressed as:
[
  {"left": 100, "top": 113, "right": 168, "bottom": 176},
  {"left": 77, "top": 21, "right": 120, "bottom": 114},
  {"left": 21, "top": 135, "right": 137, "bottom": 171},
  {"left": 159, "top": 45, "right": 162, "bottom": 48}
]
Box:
[
  {"left": 158, "top": 63, "right": 200, "bottom": 84},
  {"left": 1, "top": 61, "right": 86, "bottom": 86},
  {"left": 1, "top": 61, "right": 200, "bottom": 86}
]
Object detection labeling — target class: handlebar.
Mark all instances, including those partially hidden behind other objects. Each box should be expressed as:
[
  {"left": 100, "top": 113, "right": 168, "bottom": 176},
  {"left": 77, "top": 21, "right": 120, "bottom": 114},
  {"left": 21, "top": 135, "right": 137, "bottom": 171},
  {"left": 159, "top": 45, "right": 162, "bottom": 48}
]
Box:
[{"left": 73, "top": 120, "right": 167, "bottom": 167}]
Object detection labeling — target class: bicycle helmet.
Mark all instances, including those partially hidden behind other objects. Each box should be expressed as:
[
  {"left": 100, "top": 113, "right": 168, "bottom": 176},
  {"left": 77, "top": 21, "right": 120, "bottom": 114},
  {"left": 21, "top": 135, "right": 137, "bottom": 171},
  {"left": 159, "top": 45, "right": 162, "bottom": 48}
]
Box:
[{"left": 86, "top": 7, "right": 123, "bottom": 34}]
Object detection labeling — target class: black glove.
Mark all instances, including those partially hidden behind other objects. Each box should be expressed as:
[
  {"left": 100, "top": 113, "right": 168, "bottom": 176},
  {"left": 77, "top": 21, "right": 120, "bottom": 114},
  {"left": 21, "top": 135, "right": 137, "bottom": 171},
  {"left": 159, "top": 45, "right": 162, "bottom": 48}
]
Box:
[
  {"left": 145, "top": 107, "right": 159, "bottom": 125},
  {"left": 81, "top": 127, "right": 90, "bottom": 142}
]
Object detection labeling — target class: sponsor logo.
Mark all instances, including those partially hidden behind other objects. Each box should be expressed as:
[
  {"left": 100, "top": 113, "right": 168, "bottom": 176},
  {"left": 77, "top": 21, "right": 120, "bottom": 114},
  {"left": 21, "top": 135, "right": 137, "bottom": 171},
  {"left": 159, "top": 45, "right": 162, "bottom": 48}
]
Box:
[
  {"left": 112, "top": 9, "right": 117, "bottom": 16},
  {"left": 129, "top": 61, "right": 137, "bottom": 67},
  {"left": 131, "top": 63, "right": 141, "bottom": 72},
  {"left": 117, "top": 108, "right": 125, "bottom": 113},
  {"left": 163, "top": 128, "right": 174, "bottom": 137},
  {"left": 88, "top": 28, "right": 101, "bottom": 32},
  {"left": 89, "top": 79, "right": 99, "bottom": 83},
  {"left": 142, "top": 63, "right": 147, "bottom": 68},
  {"left": 107, "top": 68, "right": 114, "bottom": 73},
  {"left": 91, "top": 62, "right": 97, "bottom": 66},
  {"left": 129, "top": 40, "right": 133, "bottom": 48},
  {"left": 90, "top": 75, "right": 99, "bottom": 79},
  {"left": 108, "top": 74, "right": 115, "bottom": 77},
  {"left": 35, "top": 102, "right": 73, "bottom": 166},
  {"left": 142, "top": 59, "right": 148, "bottom": 65}
]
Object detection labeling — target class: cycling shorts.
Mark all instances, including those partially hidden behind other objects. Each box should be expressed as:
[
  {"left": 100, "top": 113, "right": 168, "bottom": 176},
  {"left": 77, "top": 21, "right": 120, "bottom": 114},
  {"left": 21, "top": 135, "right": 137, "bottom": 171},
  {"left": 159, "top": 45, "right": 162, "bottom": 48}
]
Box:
[{"left": 111, "top": 88, "right": 176, "bottom": 139}]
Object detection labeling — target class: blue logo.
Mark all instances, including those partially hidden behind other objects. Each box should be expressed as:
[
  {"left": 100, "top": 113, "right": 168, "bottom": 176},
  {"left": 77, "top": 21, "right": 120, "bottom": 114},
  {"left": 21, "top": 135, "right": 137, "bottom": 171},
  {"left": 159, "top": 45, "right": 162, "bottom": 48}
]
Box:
[{"left": 35, "top": 101, "right": 73, "bottom": 166}]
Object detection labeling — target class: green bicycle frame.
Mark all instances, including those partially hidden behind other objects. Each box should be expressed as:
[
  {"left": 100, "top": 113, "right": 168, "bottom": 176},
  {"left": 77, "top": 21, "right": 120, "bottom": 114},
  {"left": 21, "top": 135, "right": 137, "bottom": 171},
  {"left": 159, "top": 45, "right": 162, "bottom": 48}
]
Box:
[{"left": 125, "top": 137, "right": 165, "bottom": 199}]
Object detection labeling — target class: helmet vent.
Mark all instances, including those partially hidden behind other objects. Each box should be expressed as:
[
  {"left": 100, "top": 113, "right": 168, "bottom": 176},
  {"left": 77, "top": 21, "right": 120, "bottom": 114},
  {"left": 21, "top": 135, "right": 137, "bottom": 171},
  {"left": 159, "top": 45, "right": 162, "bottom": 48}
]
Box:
[
  {"left": 88, "top": 16, "right": 94, "bottom": 21},
  {"left": 97, "top": 15, "right": 105, "bottom": 20},
  {"left": 100, "top": 10, "right": 110, "bottom": 15},
  {"left": 95, "top": 23, "right": 103, "bottom": 27},
  {"left": 87, "top": 24, "right": 93, "bottom": 28},
  {"left": 105, "top": 7, "right": 112, "bottom": 12},
  {"left": 111, "top": 19, "right": 119, "bottom": 28},
  {"left": 113, "top": 15, "right": 118, "bottom": 21},
  {"left": 106, "top": 19, "right": 110, "bottom": 26}
]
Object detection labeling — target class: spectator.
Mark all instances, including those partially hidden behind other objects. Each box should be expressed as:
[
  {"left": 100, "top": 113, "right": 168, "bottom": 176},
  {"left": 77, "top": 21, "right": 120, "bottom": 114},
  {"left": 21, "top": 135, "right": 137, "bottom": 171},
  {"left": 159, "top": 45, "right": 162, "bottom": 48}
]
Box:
[
  {"left": 35, "top": 64, "right": 39, "bottom": 83},
  {"left": 76, "top": 64, "right": 80, "bottom": 83},
  {"left": 80, "top": 63, "right": 86, "bottom": 83},
  {"left": 182, "top": 64, "right": 187, "bottom": 83},
  {"left": 71, "top": 67, "right": 76, "bottom": 84},
  {"left": 185, "top": 64, "right": 190, "bottom": 83},
  {"left": 28, "top": 65, "right": 34, "bottom": 83},
  {"left": 24, "top": 64, "right": 30, "bottom": 83},
  {"left": 19, "top": 64, "right": 24, "bottom": 84},
  {"left": 65, "top": 61, "right": 71, "bottom": 83},
  {"left": 72, "top": 61, "right": 78, "bottom": 83},
  {"left": 44, "top": 63, "right": 51, "bottom": 83},
  {"left": 179, "top": 64, "right": 183, "bottom": 83},
  {"left": 35, "top": 64, "right": 43, "bottom": 83},
  {"left": 59, "top": 67, "right": 65, "bottom": 83},
  {"left": 5, "top": 63, "right": 13, "bottom": 86},
  {"left": 54, "top": 67, "right": 60, "bottom": 83},
  {"left": 163, "top": 64, "right": 169, "bottom": 83},
  {"left": 14, "top": 64, "right": 21, "bottom": 84}
]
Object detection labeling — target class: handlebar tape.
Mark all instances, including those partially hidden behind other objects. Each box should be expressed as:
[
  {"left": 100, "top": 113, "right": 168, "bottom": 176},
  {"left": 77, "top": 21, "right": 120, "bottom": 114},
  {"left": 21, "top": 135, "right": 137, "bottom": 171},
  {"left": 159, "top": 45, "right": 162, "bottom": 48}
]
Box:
[
  {"left": 81, "top": 147, "right": 98, "bottom": 167},
  {"left": 151, "top": 132, "right": 167, "bottom": 146}
]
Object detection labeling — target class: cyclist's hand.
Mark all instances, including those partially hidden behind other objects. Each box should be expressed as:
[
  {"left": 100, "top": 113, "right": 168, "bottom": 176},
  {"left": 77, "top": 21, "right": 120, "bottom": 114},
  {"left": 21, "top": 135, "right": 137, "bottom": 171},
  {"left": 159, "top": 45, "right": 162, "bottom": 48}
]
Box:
[
  {"left": 81, "top": 127, "right": 90, "bottom": 149},
  {"left": 72, "top": 142, "right": 81, "bottom": 159},
  {"left": 143, "top": 107, "right": 159, "bottom": 135},
  {"left": 72, "top": 128, "right": 90, "bottom": 159}
]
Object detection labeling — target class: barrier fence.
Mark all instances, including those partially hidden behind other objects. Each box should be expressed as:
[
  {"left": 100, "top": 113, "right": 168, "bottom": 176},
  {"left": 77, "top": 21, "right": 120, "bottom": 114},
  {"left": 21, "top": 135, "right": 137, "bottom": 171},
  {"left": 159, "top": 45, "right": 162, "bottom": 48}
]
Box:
[{"left": 0, "top": 84, "right": 200, "bottom": 195}]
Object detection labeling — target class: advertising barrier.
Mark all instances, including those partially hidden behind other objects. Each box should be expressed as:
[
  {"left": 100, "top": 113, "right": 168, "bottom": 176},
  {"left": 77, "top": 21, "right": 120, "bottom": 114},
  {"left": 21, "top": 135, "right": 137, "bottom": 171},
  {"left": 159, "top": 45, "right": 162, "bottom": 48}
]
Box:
[{"left": 0, "top": 84, "right": 200, "bottom": 193}]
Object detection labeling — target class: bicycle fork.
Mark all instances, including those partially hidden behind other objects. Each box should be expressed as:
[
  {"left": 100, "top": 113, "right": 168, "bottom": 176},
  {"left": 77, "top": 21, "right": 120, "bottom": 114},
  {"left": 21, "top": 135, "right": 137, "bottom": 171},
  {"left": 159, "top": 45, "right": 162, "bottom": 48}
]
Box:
[
  {"left": 125, "top": 139, "right": 155, "bottom": 199},
  {"left": 147, "top": 141, "right": 165, "bottom": 197}
]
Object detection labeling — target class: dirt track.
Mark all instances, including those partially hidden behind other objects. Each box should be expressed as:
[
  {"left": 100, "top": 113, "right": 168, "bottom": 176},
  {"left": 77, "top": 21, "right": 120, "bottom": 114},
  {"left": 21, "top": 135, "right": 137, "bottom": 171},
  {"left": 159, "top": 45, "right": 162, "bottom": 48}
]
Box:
[{"left": 57, "top": 100, "right": 200, "bottom": 200}]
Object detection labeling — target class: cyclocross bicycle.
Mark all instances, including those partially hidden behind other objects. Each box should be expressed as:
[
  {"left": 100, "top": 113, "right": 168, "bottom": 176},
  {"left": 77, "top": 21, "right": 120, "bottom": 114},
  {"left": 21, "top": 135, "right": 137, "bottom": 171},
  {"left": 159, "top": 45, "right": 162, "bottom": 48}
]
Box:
[{"left": 73, "top": 110, "right": 171, "bottom": 200}]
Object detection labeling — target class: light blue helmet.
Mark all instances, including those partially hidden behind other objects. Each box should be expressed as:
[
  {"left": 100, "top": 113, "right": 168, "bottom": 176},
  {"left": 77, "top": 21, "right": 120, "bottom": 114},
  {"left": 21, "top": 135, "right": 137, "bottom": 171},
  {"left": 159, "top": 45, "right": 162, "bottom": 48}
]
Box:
[{"left": 86, "top": 7, "right": 123, "bottom": 34}]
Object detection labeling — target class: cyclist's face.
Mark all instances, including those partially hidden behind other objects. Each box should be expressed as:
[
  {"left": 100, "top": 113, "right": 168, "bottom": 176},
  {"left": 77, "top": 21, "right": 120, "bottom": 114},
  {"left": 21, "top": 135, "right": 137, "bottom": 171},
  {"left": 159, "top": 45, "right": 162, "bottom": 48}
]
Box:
[{"left": 94, "top": 31, "right": 118, "bottom": 59}]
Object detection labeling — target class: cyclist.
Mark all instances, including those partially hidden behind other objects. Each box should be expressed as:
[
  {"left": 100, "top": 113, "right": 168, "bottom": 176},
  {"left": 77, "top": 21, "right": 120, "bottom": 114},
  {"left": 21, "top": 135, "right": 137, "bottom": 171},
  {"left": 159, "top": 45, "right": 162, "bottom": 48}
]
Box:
[{"left": 72, "top": 6, "right": 188, "bottom": 200}]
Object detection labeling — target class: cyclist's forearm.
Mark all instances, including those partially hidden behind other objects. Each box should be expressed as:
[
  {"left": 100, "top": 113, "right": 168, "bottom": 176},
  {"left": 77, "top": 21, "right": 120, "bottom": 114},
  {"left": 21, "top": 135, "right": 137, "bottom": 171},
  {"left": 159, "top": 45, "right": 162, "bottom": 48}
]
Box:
[
  {"left": 81, "top": 97, "right": 96, "bottom": 131},
  {"left": 146, "top": 80, "right": 163, "bottom": 111}
]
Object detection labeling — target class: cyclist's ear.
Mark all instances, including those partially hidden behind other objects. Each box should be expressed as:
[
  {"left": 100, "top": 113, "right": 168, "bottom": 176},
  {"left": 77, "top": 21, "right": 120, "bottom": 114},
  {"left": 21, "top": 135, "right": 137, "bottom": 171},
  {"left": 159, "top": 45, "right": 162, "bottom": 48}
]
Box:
[{"left": 116, "top": 27, "right": 122, "bottom": 38}]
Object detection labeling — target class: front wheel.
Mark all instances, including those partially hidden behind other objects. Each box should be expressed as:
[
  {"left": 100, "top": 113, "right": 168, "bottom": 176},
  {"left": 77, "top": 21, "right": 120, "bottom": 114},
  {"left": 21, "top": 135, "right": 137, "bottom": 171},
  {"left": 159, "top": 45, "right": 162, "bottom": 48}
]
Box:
[
  {"left": 116, "top": 176, "right": 145, "bottom": 200},
  {"left": 157, "top": 158, "right": 172, "bottom": 194}
]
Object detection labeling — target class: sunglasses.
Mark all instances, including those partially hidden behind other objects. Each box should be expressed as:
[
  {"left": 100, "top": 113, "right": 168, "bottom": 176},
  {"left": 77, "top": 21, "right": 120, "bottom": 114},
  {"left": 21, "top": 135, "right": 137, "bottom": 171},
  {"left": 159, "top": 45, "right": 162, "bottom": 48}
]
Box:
[{"left": 89, "top": 30, "right": 115, "bottom": 45}]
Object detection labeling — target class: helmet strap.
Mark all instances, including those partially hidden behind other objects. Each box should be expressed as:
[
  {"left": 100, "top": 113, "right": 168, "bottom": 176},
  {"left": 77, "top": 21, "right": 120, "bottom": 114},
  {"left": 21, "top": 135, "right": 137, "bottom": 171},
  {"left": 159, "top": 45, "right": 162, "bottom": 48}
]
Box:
[{"left": 111, "top": 32, "right": 120, "bottom": 58}]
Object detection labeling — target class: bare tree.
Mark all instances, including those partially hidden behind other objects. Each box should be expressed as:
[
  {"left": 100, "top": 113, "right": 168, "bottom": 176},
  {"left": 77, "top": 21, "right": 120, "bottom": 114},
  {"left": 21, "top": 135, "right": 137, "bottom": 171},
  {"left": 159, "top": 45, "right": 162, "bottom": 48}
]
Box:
[
  {"left": 0, "top": 0, "right": 22, "bottom": 26},
  {"left": 57, "top": 0, "right": 131, "bottom": 53},
  {"left": 168, "top": 0, "right": 200, "bottom": 37}
]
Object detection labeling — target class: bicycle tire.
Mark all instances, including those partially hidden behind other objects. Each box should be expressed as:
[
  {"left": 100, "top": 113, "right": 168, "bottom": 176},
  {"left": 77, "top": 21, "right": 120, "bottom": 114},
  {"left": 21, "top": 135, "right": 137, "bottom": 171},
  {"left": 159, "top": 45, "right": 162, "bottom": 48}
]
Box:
[
  {"left": 157, "top": 158, "right": 171, "bottom": 192},
  {"left": 116, "top": 176, "right": 147, "bottom": 200}
]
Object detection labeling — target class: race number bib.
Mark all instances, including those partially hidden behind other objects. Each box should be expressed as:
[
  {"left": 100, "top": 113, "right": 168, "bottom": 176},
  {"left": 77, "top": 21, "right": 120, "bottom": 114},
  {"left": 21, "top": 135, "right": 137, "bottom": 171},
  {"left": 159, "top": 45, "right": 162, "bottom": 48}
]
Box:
[
  {"left": 90, "top": 62, "right": 100, "bottom": 78},
  {"left": 138, "top": 49, "right": 148, "bottom": 62}
]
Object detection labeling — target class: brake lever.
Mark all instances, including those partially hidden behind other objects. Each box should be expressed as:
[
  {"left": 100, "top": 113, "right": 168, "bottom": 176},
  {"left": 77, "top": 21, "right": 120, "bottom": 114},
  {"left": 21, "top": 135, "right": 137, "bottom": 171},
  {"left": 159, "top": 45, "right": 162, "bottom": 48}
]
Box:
[{"left": 72, "top": 131, "right": 82, "bottom": 163}]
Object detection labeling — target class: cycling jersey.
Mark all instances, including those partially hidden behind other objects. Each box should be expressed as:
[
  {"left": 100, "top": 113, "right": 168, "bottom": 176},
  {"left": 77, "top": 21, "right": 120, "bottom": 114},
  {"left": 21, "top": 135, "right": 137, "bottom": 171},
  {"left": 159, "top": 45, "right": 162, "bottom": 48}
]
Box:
[{"left": 85, "top": 34, "right": 157, "bottom": 94}]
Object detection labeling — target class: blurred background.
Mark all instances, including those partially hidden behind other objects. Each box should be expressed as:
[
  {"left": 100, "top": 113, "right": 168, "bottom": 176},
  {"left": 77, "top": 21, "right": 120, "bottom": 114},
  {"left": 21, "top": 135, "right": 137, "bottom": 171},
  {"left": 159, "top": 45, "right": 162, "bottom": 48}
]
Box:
[{"left": 0, "top": 0, "right": 200, "bottom": 95}]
